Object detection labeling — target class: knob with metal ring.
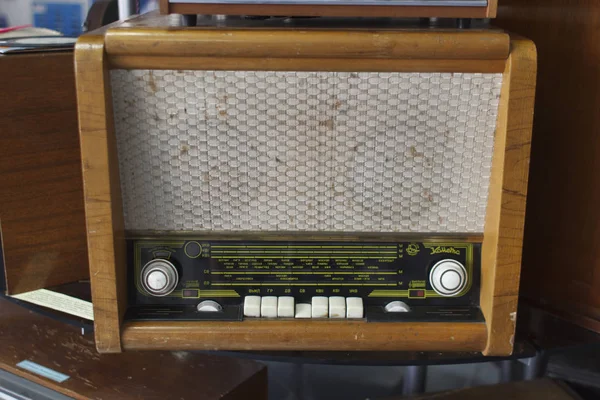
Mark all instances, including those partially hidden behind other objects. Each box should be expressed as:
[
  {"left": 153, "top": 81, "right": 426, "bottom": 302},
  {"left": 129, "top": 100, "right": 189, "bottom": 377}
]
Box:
[
  {"left": 140, "top": 259, "right": 179, "bottom": 297},
  {"left": 429, "top": 259, "right": 468, "bottom": 297}
]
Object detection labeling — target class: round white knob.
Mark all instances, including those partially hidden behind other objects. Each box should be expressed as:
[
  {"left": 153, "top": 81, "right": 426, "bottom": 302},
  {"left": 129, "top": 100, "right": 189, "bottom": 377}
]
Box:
[
  {"left": 197, "top": 300, "right": 222, "bottom": 312},
  {"left": 429, "top": 259, "right": 467, "bottom": 297},
  {"left": 140, "top": 259, "right": 179, "bottom": 297},
  {"left": 147, "top": 270, "right": 168, "bottom": 291},
  {"left": 385, "top": 301, "right": 411, "bottom": 313}
]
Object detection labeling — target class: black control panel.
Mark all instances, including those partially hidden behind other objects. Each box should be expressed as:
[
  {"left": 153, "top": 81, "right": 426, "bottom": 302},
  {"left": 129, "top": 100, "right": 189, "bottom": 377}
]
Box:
[{"left": 126, "top": 238, "right": 481, "bottom": 322}]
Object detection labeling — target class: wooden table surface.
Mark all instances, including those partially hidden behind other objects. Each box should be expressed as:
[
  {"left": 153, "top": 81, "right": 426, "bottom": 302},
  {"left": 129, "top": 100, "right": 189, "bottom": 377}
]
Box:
[{"left": 0, "top": 297, "right": 267, "bottom": 400}]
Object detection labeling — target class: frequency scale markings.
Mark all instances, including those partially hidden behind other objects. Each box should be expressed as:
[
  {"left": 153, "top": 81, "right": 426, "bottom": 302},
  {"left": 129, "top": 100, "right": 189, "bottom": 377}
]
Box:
[
  {"left": 211, "top": 283, "right": 398, "bottom": 286},
  {"left": 211, "top": 246, "right": 397, "bottom": 248},
  {"left": 207, "top": 242, "right": 401, "bottom": 291},
  {"left": 131, "top": 240, "right": 476, "bottom": 313},
  {"left": 210, "top": 271, "right": 397, "bottom": 275}
]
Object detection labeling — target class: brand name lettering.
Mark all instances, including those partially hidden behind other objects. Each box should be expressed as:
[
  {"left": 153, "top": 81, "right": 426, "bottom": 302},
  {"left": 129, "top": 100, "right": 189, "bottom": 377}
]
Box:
[{"left": 429, "top": 246, "right": 460, "bottom": 255}]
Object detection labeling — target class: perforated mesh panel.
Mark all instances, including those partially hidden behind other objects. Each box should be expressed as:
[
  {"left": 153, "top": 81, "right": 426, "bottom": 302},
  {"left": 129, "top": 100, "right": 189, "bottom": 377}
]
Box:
[{"left": 111, "top": 70, "right": 502, "bottom": 233}]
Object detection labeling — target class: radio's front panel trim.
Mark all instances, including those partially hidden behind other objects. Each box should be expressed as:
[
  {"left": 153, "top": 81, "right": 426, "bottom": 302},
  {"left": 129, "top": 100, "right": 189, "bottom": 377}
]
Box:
[
  {"left": 120, "top": 319, "right": 488, "bottom": 351},
  {"left": 126, "top": 237, "right": 481, "bottom": 323}
]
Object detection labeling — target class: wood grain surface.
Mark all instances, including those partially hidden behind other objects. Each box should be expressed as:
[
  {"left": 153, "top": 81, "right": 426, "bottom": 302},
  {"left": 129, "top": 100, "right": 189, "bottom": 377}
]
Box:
[
  {"left": 75, "top": 36, "right": 127, "bottom": 353},
  {"left": 0, "top": 52, "right": 88, "bottom": 295},
  {"left": 78, "top": 15, "right": 533, "bottom": 355},
  {"left": 122, "top": 320, "right": 487, "bottom": 352},
  {"left": 108, "top": 56, "right": 506, "bottom": 73},
  {"left": 159, "top": 0, "right": 168, "bottom": 14},
  {"left": 104, "top": 28, "right": 510, "bottom": 61},
  {"left": 487, "top": 0, "right": 498, "bottom": 17},
  {"left": 0, "top": 297, "right": 267, "bottom": 400},
  {"left": 162, "top": 0, "right": 495, "bottom": 18},
  {"left": 496, "top": 1, "right": 600, "bottom": 334},
  {"left": 480, "top": 36, "right": 537, "bottom": 356}
]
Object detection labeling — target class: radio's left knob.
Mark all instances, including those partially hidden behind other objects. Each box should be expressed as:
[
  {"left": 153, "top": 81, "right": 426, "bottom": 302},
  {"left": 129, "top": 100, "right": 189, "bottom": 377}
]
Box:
[{"left": 141, "top": 259, "right": 179, "bottom": 297}]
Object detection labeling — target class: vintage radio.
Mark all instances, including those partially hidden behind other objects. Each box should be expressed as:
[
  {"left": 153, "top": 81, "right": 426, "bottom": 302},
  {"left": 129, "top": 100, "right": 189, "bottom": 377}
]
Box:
[
  {"left": 158, "top": 0, "right": 498, "bottom": 19},
  {"left": 75, "top": 13, "right": 536, "bottom": 355}
]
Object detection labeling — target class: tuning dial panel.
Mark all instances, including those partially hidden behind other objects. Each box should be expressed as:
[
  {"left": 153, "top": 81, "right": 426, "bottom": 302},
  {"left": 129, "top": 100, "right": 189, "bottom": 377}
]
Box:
[
  {"left": 140, "top": 259, "right": 179, "bottom": 297},
  {"left": 126, "top": 239, "right": 481, "bottom": 323},
  {"left": 429, "top": 259, "right": 468, "bottom": 297}
]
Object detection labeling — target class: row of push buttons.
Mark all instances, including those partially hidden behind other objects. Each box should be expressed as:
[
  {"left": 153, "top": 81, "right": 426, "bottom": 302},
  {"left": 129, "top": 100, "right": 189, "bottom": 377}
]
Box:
[{"left": 243, "top": 296, "right": 364, "bottom": 319}]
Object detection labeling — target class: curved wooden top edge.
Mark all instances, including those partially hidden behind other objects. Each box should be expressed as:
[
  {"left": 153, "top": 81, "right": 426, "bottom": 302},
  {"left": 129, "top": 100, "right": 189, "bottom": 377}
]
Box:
[
  {"left": 508, "top": 33, "right": 538, "bottom": 57},
  {"left": 102, "top": 27, "right": 509, "bottom": 61}
]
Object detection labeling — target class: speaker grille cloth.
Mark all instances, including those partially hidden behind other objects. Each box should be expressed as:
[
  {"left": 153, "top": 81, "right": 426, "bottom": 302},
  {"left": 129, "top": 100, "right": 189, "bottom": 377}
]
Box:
[{"left": 111, "top": 70, "right": 502, "bottom": 233}]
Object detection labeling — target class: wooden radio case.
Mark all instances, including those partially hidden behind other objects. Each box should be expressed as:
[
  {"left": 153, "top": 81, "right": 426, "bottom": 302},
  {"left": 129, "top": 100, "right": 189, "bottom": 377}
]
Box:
[{"left": 75, "top": 13, "right": 535, "bottom": 355}]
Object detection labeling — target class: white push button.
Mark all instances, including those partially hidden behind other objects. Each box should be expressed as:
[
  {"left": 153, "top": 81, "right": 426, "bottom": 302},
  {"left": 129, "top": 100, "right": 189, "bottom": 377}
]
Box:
[
  {"left": 261, "top": 296, "right": 278, "bottom": 318},
  {"left": 243, "top": 296, "right": 261, "bottom": 317},
  {"left": 329, "top": 296, "right": 346, "bottom": 318},
  {"left": 346, "top": 297, "right": 364, "bottom": 319},
  {"left": 429, "top": 259, "right": 468, "bottom": 297},
  {"left": 197, "top": 300, "right": 222, "bottom": 312},
  {"left": 295, "top": 303, "right": 312, "bottom": 319},
  {"left": 311, "top": 296, "right": 328, "bottom": 318},
  {"left": 385, "top": 301, "right": 410, "bottom": 313},
  {"left": 277, "top": 296, "right": 295, "bottom": 318}
]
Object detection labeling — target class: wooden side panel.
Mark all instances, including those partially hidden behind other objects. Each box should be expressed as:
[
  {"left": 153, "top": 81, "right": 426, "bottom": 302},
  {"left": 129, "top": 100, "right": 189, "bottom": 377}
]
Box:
[
  {"left": 487, "top": 0, "right": 498, "bottom": 17},
  {"left": 121, "top": 320, "right": 487, "bottom": 351},
  {"left": 159, "top": 0, "right": 169, "bottom": 13},
  {"left": 0, "top": 53, "right": 88, "bottom": 294},
  {"left": 497, "top": 0, "right": 600, "bottom": 335},
  {"left": 480, "top": 37, "right": 536, "bottom": 355},
  {"left": 75, "top": 36, "right": 127, "bottom": 353},
  {"left": 105, "top": 28, "right": 510, "bottom": 61}
]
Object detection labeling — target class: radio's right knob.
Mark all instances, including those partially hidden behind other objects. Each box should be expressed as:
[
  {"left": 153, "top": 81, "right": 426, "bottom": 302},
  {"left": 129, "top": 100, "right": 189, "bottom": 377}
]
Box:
[
  {"left": 140, "top": 259, "right": 179, "bottom": 297},
  {"left": 429, "top": 259, "right": 468, "bottom": 297}
]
